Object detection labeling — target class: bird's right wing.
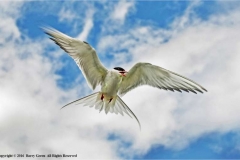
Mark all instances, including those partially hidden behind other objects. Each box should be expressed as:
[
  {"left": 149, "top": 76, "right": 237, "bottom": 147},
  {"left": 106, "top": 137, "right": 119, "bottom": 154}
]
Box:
[
  {"left": 119, "top": 62, "right": 207, "bottom": 96},
  {"left": 42, "top": 27, "right": 108, "bottom": 90}
]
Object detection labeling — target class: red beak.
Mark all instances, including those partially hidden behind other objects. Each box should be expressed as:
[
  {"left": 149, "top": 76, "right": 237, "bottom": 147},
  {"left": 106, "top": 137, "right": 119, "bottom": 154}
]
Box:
[{"left": 120, "top": 71, "right": 127, "bottom": 76}]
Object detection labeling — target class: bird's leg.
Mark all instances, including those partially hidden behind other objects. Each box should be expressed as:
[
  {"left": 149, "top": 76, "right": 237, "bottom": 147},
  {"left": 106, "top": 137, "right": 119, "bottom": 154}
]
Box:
[
  {"left": 109, "top": 98, "right": 113, "bottom": 103},
  {"left": 101, "top": 94, "right": 104, "bottom": 101}
]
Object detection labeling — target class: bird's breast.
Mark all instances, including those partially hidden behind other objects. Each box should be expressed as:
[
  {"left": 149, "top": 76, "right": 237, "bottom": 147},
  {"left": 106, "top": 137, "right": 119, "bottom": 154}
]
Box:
[{"left": 101, "top": 71, "right": 122, "bottom": 96}]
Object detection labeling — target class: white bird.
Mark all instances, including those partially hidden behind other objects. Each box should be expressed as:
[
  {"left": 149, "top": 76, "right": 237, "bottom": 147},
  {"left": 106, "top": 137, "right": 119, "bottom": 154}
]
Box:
[{"left": 43, "top": 27, "right": 207, "bottom": 129}]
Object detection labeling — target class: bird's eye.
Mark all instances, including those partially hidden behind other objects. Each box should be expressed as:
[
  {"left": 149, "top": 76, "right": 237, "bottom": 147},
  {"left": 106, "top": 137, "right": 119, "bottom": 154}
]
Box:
[{"left": 83, "top": 41, "right": 89, "bottom": 44}]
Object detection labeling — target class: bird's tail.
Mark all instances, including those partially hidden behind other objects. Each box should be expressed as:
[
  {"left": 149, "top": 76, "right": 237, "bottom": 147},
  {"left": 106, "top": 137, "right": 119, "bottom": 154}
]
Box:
[{"left": 61, "top": 92, "right": 141, "bottom": 129}]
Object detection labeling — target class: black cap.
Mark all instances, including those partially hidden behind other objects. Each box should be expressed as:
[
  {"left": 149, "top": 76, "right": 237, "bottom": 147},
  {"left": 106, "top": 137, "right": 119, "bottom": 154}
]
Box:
[{"left": 114, "top": 67, "right": 125, "bottom": 71}]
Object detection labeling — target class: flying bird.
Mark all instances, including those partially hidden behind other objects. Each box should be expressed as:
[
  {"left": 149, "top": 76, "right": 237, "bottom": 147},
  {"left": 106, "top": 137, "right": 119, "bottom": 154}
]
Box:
[{"left": 43, "top": 27, "right": 207, "bottom": 129}]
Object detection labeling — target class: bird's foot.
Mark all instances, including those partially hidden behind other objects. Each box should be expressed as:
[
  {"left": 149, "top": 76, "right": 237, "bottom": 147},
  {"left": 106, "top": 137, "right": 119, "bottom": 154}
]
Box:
[
  {"left": 109, "top": 98, "right": 113, "bottom": 103},
  {"left": 101, "top": 94, "right": 104, "bottom": 101}
]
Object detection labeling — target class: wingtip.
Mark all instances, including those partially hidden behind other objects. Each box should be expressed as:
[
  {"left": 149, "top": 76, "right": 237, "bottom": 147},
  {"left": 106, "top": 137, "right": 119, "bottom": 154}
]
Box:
[
  {"left": 39, "top": 25, "right": 51, "bottom": 32},
  {"left": 138, "top": 121, "right": 142, "bottom": 131},
  {"left": 199, "top": 87, "right": 208, "bottom": 93},
  {"left": 40, "top": 26, "right": 59, "bottom": 36},
  {"left": 60, "top": 105, "right": 68, "bottom": 110}
]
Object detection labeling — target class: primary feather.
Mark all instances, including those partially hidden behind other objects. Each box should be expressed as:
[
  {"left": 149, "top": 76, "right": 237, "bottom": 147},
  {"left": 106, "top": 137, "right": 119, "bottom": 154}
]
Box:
[
  {"left": 42, "top": 27, "right": 108, "bottom": 90},
  {"left": 119, "top": 63, "right": 207, "bottom": 96}
]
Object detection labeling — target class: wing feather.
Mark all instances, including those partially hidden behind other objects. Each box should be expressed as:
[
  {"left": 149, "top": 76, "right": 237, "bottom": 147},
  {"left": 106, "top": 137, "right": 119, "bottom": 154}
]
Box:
[
  {"left": 43, "top": 27, "right": 108, "bottom": 90},
  {"left": 119, "top": 62, "right": 207, "bottom": 96}
]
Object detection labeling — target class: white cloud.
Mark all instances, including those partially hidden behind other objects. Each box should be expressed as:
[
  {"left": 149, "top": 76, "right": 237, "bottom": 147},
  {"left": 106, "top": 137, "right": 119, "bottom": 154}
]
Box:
[
  {"left": 77, "top": 9, "right": 94, "bottom": 41},
  {"left": 111, "top": 0, "right": 134, "bottom": 23},
  {"left": 0, "top": 1, "right": 22, "bottom": 44},
  {"left": 170, "top": 0, "right": 201, "bottom": 33},
  {"left": 58, "top": 8, "right": 77, "bottom": 22}
]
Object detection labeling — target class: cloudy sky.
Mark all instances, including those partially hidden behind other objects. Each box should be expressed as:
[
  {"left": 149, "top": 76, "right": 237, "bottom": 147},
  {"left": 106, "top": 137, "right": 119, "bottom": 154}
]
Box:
[{"left": 1, "top": 0, "right": 240, "bottom": 159}]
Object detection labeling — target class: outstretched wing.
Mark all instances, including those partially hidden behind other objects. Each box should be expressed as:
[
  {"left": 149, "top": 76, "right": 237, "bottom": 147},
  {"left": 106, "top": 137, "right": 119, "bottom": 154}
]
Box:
[
  {"left": 42, "top": 27, "right": 108, "bottom": 90},
  {"left": 119, "top": 62, "right": 207, "bottom": 96}
]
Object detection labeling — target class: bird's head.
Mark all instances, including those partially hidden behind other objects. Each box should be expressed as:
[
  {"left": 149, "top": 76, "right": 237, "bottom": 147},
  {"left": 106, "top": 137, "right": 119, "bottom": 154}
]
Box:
[{"left": 114, "top": 67, "right": 127, "bottom": 76}]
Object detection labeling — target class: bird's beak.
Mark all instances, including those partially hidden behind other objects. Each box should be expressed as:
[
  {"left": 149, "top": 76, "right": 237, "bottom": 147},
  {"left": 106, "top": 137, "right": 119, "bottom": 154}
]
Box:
[{"left": 120, "top": 71, "right": 128, "bottom": 77}]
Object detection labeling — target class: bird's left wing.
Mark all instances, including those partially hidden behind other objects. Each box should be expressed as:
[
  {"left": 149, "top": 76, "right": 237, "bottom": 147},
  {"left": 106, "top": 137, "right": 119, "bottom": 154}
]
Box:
[
  {"left": 119, "top": 62, "right": 207, "bottom": 96},
  {"left": 42, "top": 27, "right": 108, "bottom": 90}
]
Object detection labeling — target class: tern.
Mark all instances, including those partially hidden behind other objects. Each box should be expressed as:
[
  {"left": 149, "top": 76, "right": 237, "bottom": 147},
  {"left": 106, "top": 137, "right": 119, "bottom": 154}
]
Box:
[{"left": 43, "top": 27, "right": 207, "bottom": 129}]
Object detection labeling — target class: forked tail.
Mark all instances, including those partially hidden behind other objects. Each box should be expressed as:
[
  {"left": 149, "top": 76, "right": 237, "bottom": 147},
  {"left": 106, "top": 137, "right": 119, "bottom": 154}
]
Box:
[{"left": 61, "top": 92, "right": 141, "bottom": 129}]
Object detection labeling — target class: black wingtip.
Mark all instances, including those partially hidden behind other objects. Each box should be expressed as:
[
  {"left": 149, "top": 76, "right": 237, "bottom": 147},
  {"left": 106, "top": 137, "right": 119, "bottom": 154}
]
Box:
[
  {"left": 49, "top": 37, "right": 55, "bottom": 41},
  {"left": 197, "top": 87, "right": 207, "bottom": 93},
  {"left": 192, "top": 90, "right": 197, "bottom": 94},
  {"left": 60, "top": 105, "right": 68, "bottom": 110}
]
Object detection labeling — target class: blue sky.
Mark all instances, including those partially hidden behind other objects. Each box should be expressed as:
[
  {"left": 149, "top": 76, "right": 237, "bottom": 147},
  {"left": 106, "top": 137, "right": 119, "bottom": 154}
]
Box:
[{"left": 1, "top": 0, "right": 240, "bottom": 159}]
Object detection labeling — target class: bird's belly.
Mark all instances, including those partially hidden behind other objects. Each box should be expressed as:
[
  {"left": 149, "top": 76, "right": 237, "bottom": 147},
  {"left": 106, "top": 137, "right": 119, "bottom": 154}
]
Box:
[{"left": 101, "top": 72, "right": 122, "bottom": 97}]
